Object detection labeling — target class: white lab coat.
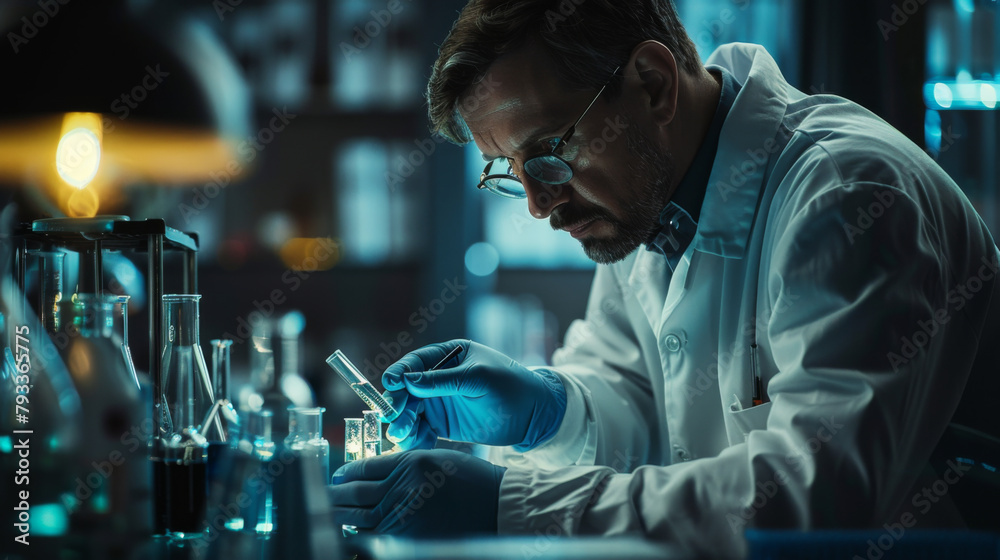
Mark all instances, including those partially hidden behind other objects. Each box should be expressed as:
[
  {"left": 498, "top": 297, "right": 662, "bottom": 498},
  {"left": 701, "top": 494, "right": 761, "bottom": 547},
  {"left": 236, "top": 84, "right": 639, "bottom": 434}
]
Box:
[{"left": 492, "top": 43, "right": 1000, "bottom": 557}]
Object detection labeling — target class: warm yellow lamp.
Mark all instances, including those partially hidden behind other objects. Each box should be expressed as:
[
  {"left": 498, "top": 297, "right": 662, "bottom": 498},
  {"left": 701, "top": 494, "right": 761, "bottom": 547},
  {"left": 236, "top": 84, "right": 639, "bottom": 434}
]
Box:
[{"left": 0, "top": 1, "right": 252, "bottom": 218}]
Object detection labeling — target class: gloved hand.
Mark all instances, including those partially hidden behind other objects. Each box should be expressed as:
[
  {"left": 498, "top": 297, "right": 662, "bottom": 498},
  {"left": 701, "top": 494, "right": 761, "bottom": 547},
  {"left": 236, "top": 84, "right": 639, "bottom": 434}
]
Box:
[
  {"left": 382, "top": 340, "right": 567, "bottom": 451},
  {"left": 328, "top": 449, "right": 506, "bottom": 536}
]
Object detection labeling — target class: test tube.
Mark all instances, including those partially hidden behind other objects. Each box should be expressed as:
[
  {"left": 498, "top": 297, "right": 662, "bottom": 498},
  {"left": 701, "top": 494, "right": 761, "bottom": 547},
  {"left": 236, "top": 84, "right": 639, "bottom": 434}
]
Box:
[
  {"left": 325, "top": 350, "right": 400, "bottom": 421},
  {"left": 362, "top": 410, "right": 381, "bottom": 458},
  {"left": 344, "top": 418, "right": 362, "bottom": 463}
]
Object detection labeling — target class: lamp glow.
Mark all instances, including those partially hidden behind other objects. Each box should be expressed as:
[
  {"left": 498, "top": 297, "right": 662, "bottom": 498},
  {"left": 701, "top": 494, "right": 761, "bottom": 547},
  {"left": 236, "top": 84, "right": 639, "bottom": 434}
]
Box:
[
  {"left": 56, "top": 127, "right": 101, "bottom": 189},
  {"left": 981, "top": 84, "right": 998, "bottom": 109},
  {"left": 933, "top": 83, "right": 954, "bottom": 109}
]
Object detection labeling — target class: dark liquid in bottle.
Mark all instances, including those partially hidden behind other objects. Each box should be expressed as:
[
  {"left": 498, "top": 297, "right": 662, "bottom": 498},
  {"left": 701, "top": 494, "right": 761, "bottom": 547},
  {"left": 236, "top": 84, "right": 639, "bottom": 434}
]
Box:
[{"left": 152, "top": 457, "right": 207, "bottom": 536}]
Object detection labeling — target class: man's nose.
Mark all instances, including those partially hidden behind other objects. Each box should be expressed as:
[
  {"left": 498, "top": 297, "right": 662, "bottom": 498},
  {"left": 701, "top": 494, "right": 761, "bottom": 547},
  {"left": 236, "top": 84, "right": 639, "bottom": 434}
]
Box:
[{"left": 523, "top": 176, "right": 571, "bottom": 219}]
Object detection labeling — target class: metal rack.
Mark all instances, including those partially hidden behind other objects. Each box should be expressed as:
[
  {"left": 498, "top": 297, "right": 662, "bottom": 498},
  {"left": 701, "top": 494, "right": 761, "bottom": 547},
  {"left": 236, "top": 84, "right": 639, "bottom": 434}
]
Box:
[{"left": 12, "top": 216, "right": 199, "bottom": 438}]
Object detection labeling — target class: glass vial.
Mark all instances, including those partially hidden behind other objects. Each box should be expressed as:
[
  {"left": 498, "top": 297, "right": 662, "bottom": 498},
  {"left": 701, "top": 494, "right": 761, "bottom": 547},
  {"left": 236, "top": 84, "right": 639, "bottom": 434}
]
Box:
[
  {"left": 285, "top": 407, "right": 330, "bottom": 485},
  {"left": 243, "top": 410, "right": 277, "bottom": 536},
  {"left": 362, "top": 410, "right": 381, "bottom": 458},
  {"left": 344, "top": 418, "right": 362, "bottom": 463}
]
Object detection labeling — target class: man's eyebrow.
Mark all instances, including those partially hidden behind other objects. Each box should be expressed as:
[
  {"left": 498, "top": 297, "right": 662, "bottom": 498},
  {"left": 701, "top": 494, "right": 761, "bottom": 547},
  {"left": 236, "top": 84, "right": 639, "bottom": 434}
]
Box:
[{"left": 480, "top": 122, "right": 566, "bottom": 161}]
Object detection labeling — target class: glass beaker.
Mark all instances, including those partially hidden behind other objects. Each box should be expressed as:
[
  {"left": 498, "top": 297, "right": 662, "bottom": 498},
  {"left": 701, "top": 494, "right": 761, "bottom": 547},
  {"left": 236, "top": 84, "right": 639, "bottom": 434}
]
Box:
[
  {"left": 285, "top": 407, "right": 330, "bottom": 485},
  {"left": 154, "top": 294, "right": 212, "bottom": 538}
]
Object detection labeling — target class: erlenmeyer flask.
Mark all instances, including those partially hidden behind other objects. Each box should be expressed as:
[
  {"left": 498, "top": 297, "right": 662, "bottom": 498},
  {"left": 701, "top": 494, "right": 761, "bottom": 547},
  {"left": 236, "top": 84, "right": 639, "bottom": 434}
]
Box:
[{"left": 154, "top": 294, "right": 212, "bottom": 538}]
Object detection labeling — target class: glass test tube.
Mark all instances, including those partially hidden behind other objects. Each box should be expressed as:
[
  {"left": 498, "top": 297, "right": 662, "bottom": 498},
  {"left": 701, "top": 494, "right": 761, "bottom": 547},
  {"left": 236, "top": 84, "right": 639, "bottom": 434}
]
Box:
[
  {"left": 325, "top": 350, "right": 400, "bottom": 421},
  {"left": 362, "top": 410, "right": 381, "bottom": 458},
  {"left": 344, "top": 418, "right": 362, "bottom": 463}
]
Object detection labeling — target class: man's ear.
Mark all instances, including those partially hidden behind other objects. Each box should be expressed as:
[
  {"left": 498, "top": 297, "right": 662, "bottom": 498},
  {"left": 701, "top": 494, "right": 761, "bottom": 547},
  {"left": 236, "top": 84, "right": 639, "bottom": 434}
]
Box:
[{"left": 623, "top": 40, "right": 679, "bottom": 128}]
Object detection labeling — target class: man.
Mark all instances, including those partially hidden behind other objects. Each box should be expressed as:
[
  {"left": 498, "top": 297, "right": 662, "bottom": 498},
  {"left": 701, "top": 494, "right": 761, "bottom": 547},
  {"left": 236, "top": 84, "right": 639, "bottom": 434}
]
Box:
[{"left": 329, "top": 0, "right": 1000, "bottom": 555}]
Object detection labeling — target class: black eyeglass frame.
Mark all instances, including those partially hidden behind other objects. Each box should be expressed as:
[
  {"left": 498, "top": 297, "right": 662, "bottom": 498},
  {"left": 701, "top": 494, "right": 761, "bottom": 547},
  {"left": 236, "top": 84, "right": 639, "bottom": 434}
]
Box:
[{"left": 476, "top": 66, "right": 621, "bottom": 199}]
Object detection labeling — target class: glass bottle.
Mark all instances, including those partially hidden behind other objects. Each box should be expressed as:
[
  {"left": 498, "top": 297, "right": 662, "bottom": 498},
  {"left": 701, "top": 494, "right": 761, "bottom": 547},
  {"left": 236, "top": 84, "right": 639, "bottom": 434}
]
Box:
[
  {"left": 285, "top": 407, "right": 330, "bottom": 485},
  {"left": 154, "top": 294, "right": 212, "bottom": 538}
]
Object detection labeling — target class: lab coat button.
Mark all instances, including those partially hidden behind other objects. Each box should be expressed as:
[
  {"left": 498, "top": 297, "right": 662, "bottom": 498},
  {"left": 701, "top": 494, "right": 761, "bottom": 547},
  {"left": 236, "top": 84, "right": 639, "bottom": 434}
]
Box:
[{"left": 665, "top": 334, "right": 682, "bottom": 352}]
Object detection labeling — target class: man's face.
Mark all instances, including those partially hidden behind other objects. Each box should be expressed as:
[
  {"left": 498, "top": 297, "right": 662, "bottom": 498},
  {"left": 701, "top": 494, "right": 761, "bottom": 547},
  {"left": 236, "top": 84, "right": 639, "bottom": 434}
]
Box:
[{"left": 460, "top": 48, "right": 677, "bottom": 264}]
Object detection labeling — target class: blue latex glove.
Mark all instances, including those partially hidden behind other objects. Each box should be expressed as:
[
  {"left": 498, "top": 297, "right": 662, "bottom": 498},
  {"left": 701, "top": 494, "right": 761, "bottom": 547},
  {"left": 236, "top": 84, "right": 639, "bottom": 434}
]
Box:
[
  {"left": 382, "top": 339, "right": 567, "bottom": 451},
  {"left": 328, "top": 449, "right": 505, "bottom": 536}
]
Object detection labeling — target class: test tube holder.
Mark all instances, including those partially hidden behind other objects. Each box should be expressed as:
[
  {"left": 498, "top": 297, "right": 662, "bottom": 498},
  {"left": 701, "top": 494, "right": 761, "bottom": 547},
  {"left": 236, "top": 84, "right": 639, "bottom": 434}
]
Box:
[{"left": 9, "top": 216, "right": 199, "bottom": 439}]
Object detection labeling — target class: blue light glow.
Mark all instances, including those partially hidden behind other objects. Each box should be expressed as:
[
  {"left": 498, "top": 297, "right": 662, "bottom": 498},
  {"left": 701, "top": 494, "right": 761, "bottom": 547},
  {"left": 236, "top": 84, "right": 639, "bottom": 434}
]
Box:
[
  {"left": 925, "top": 80, "right": 1000, "bottom": 110},
  {"left": 924, "top": 110, "right": 942, "bottom": 156},
  {"left": 933, "top": 83, "right": 954, "bottom": 108},
  {"left": 31, "top": 504, "right": 69, "bottom": 536},
  {"left": 981, "top": 84, "right": 998, "bottom": 109},
  {"left": 465, "top": 242, "right": 500, "bottom": 277}
]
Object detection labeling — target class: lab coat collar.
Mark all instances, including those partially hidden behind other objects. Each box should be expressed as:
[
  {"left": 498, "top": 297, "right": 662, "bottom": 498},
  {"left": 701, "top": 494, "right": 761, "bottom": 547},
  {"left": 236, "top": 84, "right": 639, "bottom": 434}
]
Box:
[{"left": 694, "top": 43, "right": 791, "bottom": 259}]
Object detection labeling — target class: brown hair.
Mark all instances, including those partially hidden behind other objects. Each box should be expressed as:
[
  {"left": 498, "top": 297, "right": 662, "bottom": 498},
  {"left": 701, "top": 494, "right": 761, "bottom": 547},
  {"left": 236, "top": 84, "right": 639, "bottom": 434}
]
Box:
[{"left": 427, "top": 0, "right": 701, "bottom": 144}]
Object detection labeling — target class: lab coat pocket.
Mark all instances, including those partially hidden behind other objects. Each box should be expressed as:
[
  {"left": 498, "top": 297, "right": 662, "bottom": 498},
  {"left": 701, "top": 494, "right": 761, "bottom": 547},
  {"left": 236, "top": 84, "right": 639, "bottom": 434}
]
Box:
[{"left": 725, "top": 401, "right": 773, "bottom": 445}]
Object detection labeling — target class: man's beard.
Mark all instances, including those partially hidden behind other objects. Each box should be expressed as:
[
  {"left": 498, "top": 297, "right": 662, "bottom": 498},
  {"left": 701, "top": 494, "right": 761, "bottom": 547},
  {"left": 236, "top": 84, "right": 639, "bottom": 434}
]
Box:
[{"left": 550, "top": 124, "right": 676, "bottom": 264}]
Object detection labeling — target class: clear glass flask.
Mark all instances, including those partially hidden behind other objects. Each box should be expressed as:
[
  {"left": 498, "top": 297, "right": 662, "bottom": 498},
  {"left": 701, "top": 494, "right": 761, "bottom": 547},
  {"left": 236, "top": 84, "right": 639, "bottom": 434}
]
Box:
[
  {"left": 285, "top": 407, "right": 330, "bottom": 485},
  {"left": 154, "top": 294, "right": 212, "bottom": 538}
]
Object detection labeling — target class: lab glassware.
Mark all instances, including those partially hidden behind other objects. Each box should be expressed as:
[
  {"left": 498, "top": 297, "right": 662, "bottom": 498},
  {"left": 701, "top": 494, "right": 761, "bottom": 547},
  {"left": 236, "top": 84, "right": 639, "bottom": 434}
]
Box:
[
  {"left": 64, "top": 294, "right": 147, "bottom": 530},
  {"left": 362, "top": 410, "right": 382, "bottom": 458},
  {"left": 244, "top": 409, "right": 277, "bottom": 535},
  {"left": 34, "top": 251, "right": 64, "bottom": 333},
  {"left": 154, "top": 294, "right": 213, "bottom": 538},
  {"left": 344, "top": 418, "right": 363, "bottom": 462},
  {"left": 203, "top": 339, "right": 238, "bottom": 484},
  {"left": 285, "top": 407, "right": 330, "bottom": 486},
  {"left": 325, "top": 349, "right": 400, "bottom": 421}
]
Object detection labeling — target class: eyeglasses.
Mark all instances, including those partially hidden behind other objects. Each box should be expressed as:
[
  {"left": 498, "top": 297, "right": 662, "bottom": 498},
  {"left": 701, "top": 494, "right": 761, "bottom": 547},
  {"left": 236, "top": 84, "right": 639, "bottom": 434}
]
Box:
[{"left": 476, "top": 67, "right": 620, "bottom": 199}]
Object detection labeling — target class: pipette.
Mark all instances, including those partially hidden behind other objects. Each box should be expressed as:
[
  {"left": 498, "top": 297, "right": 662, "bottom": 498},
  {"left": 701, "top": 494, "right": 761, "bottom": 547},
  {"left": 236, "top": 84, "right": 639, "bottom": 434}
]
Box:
[{"left": 326, "top": 350, "right": 401, "bottom": 422}]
